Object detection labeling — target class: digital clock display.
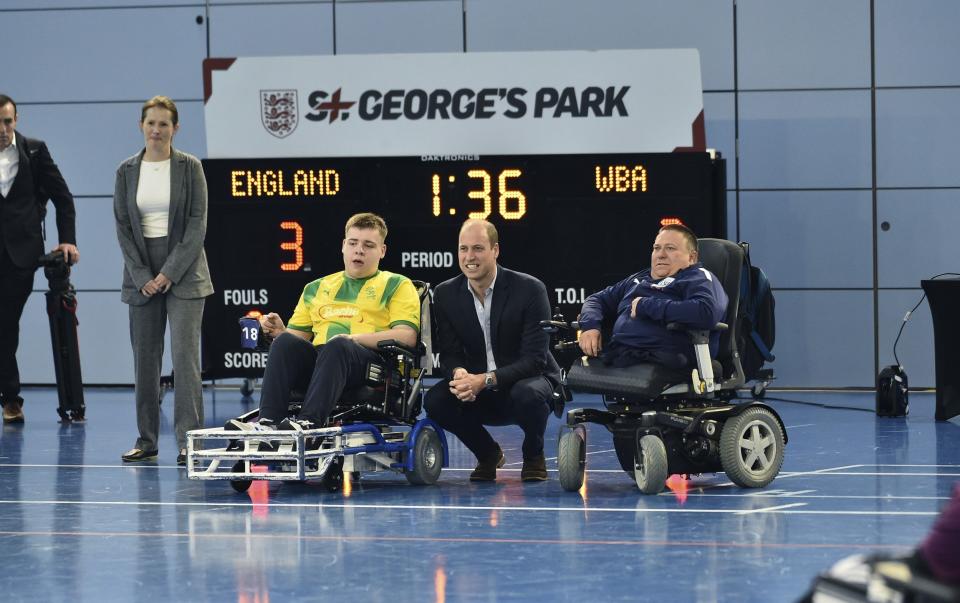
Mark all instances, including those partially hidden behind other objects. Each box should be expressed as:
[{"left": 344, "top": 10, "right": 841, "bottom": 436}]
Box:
[{"left": 201, "top": 152, "right": 726, "bottom": 378}]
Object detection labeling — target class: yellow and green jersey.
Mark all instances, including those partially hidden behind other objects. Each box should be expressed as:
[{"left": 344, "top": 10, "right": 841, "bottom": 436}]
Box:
[{"left": 287, "top": 270, "right": 420, "bottom": 346}]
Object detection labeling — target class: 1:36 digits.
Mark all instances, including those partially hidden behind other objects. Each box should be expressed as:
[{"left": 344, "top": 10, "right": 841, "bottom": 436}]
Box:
[{"left": 431, "top": 168, "right": 527, "bottom": 220}]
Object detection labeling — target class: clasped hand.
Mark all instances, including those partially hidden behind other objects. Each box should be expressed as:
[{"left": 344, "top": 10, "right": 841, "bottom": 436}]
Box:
[
  {"left": 140, "top": 273, "right": 171, "bottom": 297},
  {"left": 449, "top": 368, "right": 484, "bottom": 402}
]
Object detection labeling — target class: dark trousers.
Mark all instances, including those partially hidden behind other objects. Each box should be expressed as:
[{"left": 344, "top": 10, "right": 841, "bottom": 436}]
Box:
[
  {"left": 0, "top": 246, "right": 35, "bottom": 406},
  {"left": 258, "top": 333, "right": 381, "bottom": 424},
  {"left": 424, "top": 375, "right": 553, "bottom": 460}
]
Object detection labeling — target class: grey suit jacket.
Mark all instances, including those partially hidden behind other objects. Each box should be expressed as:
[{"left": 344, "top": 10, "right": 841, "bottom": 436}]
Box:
[{"left": 113, "top": 148, "right": 214, "bottom": 305}]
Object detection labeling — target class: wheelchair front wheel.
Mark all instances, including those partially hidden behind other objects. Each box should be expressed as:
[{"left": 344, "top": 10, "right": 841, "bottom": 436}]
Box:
[
  {"left": 635, "top": 435, "right": 668, "bottom": 494},
  {"left": 230, "top": 461, "right": 252, "bottom": 493},
  {"left": 406, "top": 427, "right": 443, "bottom": 486},
  {"left": 557, "top": 427, "right": 586, "bottom": 492},
  {"left": 719, "top": 406, "right": 785, "bottom": 488}
]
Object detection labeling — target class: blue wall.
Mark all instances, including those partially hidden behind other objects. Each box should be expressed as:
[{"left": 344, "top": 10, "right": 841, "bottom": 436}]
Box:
[{"left": 5, "top": 0, "right": 958, "bottom": 387}]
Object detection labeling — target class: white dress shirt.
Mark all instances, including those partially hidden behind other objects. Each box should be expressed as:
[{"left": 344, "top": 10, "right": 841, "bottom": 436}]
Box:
[
  {"left": 470, "top": 267, "right": 498, "bottom": 372},
  {"left": 0, "top": 136, "right": 19, "bottom": 198}
]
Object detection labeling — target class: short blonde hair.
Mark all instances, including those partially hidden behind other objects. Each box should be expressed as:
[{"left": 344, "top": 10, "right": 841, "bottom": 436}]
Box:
[{"left": 345, "top": 212, "right": 388, "bottom": 241}]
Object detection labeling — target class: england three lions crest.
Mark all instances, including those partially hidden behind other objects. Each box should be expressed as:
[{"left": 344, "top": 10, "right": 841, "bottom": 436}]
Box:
[{"left": 260, "top": 90, "right": 298, "bottom": 138}]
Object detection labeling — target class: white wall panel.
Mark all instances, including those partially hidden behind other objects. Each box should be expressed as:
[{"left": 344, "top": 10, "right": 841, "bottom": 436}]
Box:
[
  {"left": 772, "top": 291, "right": 875, "bottom": 387},
  {"left": 18, "top": 292, "right": 174, "bottom": 385},
  {"left": 466, "top": 0, "right": 735, "bottom": 91},
  {"left": 875, "top": 0, "right": 960, "bottom": 87},
  {"left": 40, "top": 197, "right": 123, "bottom": 292},
  {"left": 336, "top": 0, "right": 462, "bottom": 54},
  {"left": 737, "top": 0, "right": 870, "bottom": 89},
  {"left": 209, "top": 3, "right": 334, "bottom": 57},
  {"left": 2, "top": 7, "right": 206, "bottom": 102},
  {"left": 2, "top": 1, "right": 199, "bottom": 8},
  {"left": 877, "top": 190, "right": 960, "bottom": 288},
  {"left": 704, "top": 91, "right": 735, "bottom": 189},
  {"left": 738, "top": 90, "right": 871, "bottom": 189},
  {"left": 739, "top": 190, "right": 873, "bottom": 289},
  {"left": 876, "top": 89, "right": 960, "bottom": 188},
  {"left": 16, "top": 101, "right": 206, "bottom": 197}
]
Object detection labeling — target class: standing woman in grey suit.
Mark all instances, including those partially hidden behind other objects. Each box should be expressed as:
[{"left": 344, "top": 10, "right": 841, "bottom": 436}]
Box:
[{"left": 114, "top": 96, "right": 213, "bottom": 465}]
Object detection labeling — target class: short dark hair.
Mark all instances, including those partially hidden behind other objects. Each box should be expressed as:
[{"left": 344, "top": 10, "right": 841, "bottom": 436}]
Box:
[
  {"left": 459, "top": 219, "right": 499, "bottom": 247},
  {"left": 659, "top": 223, "right": 698, "bottom": 253},
  {"left": 141, "top": 95, "right": 179, "bottom": 125},
  {"left": 0, "top": 94, "right": 17, "bottom": 116},
  {"left": 345, "top": 212, "right": 388, "bottom": 241}
]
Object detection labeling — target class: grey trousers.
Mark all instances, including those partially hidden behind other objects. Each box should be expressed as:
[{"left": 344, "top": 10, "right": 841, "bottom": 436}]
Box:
[{"left": 129, "top": 237, "right": 205, "bottom": 451}]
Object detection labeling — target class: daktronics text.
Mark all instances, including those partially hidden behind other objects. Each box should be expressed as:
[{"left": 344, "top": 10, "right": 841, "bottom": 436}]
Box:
[{"left": 306, "top": 86, "right": 630, "bottom": 123}]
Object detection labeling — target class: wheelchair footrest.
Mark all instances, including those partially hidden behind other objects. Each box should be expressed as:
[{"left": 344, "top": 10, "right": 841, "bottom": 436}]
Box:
[{"left": 185, "top": 424, "right": 408, "bottom": 482}]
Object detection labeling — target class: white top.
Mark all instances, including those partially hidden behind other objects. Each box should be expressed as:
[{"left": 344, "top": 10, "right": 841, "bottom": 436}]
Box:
[
  {"left": 0, "top": 136, "right": 19, "bottom": 198},
  {"left": 136, "top": 159, "right": 171, "bottom": 238},
  {"left": 470, "top": 267, "right": 498, "bottom": 372}
]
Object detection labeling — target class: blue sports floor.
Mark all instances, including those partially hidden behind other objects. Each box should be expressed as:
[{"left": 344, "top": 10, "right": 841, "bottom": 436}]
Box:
[{"left": 0, "top": 387, "right": 957, "bottom": 602}]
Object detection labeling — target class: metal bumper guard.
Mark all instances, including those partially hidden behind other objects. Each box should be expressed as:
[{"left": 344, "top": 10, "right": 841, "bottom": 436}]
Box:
[{"left": 185, "top": 419, "right": 446, "bottom": 482}]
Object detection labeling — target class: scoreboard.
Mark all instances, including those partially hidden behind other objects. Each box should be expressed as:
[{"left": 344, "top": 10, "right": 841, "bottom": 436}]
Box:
[{"left": 200, "top": 152, "right": 726, "bottom": 379}]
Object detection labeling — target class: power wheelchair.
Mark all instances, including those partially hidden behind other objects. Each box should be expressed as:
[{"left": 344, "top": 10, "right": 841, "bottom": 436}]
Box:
[
  {"left": 544, "top": 239, "right": 788, "bottom": 494},
  {"left": 186, "top": 280, "right": 449, "bottom": 493}
]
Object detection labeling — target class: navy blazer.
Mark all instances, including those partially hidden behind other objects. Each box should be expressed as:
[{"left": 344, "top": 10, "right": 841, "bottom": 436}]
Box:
[
  {"left": 432, "top": 265, "right": 560, "bottom": 390},
  {"left": 0, "top": 132, "right": 76, "bottom": 268},
  {"left": 113, "top": 148, "right": 214, "bottom": 305}
]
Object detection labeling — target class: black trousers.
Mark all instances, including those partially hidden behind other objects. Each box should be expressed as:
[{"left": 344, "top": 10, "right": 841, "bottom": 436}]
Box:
[
  {"left": 0, "top": 246, "right": 35, "bottom": 406},
  {"left": 424, "top": 375, "right": 553, "bottom": 460},
  {"left": 258, "top": 333, "right": 381, "bottom": 424}
]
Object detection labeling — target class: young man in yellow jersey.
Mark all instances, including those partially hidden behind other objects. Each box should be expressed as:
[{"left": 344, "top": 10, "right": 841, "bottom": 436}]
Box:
[{"left": 228, "top": 212, "right": 420, "bottom": 432}]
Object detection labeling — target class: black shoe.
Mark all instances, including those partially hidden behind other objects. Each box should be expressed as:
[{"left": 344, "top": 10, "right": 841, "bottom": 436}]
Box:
[
  {"left": 279, "top": 417, "right": 318, "bottom": 431},
  {"left": 176, "top": 449, "right": 187, "bottom": 466},
  {"left": 521, "top": 454, "right": 548, "bottom": 482},
  {"left": 469, "top": 446, "right": 506, "bottom": 482},
  {"left": 121, "top": 448, "right": 158, "bottom": 463}
]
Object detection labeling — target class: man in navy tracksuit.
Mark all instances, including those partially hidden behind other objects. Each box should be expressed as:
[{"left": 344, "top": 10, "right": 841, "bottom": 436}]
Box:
[{"left": 577, "top": 224, "right": 728, "bottom": 369}]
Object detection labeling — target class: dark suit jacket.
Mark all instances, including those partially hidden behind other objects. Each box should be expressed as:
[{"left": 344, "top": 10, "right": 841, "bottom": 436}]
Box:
[
  {"left": 0, "top": 132, "right": 76, "bottom": 268},
  {"left": 432, "top": 265, "right": 560, "bottom": 390},
  {"left": 113, "top": 148, "right": 214, "bottom": 305}
]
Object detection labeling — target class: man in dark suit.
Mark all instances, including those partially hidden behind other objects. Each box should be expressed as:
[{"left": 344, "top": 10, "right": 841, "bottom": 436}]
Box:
[
  {"left": 425, "top": 219, "right": 559, "bottom": 482},
  {"left": 0, "top": 94, "right": 79, "bottom": 424}
]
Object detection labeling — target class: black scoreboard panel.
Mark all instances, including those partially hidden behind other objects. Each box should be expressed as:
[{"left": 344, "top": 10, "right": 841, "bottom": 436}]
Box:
[{"left": 201, "top": 153, "right": 726, "bottom": 379}]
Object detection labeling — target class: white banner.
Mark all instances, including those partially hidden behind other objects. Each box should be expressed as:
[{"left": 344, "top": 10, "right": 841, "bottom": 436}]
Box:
[{"left": 203, "top": 49, "right": 704, "bottom": 158}]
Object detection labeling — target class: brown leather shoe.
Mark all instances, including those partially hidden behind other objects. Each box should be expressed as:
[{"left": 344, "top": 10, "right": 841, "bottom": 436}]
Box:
[
  {"left": 521, "top": 454, "right": 548, "bottom": 482},
  {"left": 2, "top": 400, "right": 24, "bottom": 424},
  {"left": 469, "top": 446, "right": 505, "bottom": 481}
]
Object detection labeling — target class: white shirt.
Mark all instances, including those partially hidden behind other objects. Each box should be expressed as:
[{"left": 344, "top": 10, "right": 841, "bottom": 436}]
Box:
[
  {"left": 0, "top": 136, "right": 19, "bottom": 198},
  {"left": 470, "top": 267, "right": 498, "bottom": 372},
  {"left": 136, "top": 159, "right": 171, "bottom": 238}
]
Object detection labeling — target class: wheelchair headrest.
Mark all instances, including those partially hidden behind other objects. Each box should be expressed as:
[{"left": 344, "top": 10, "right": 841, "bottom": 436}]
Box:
[{"left": 697, "top": 238, "right": 744, "bottom": 370}]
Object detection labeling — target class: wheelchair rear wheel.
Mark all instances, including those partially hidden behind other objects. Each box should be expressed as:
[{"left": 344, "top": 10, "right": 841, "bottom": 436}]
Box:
[
  {"left": 557, "top": 427, "right": 586, "bottom": 492},
  {"left": 719, "top": 406, "right": 785, "bottom": 488},
  {"left": 406, "top": 427, "right": 443, "bottom": 485},
  {"left": 230, "top": 461, "right": 252, "bottom": 493},
  {"left": 635, "top": 435, "right": 668, "bottom": 494}
]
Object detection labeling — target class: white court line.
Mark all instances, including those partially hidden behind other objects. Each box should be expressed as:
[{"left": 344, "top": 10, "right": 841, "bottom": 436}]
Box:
[
  {"left": 784, "top": 424, "right": 815, "bottom": 429},
  {"left": 791, "top": 472, "right": 960, "bottom": 477},
  {"left": 0, "top": 498, "right": 940, "bottom": 517},
  {"left": 524, "top": 448, "right": 616, "bottom": 466},
  {"left": 735, "top": 502, "right": 807, "bottom": 514}
]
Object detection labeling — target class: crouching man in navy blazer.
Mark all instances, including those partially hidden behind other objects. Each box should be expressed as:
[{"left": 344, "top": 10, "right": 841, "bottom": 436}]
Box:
[{"left": 425, "top": 219, "right": 560, "bottom": 482}]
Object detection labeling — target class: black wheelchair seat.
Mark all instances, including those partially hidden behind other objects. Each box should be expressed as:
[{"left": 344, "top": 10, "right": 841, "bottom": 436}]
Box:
[
  {"left": 567, "top": 358, "right": 725, "bottom": 399},
  {"left": 567, "top": 361, "right": 687, "bottom": 398}
]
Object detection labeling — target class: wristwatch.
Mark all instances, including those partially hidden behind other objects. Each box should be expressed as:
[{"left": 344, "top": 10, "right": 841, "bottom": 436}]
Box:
[{"left": 484, "top": 372, "right": 496, "bottom": 390}]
